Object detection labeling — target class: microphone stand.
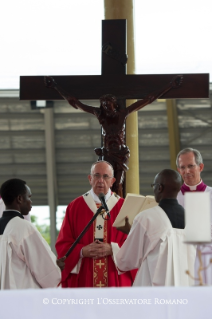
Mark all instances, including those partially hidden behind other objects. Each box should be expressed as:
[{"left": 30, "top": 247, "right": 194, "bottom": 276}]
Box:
[{"left": 65, "top": 205, "right": 104, "bottom": 258}]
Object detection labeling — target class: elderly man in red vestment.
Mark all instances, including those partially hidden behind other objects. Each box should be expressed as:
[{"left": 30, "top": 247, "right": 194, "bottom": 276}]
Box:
[{"left": 56, "top": 161, "right": 136, "bottom": 287}]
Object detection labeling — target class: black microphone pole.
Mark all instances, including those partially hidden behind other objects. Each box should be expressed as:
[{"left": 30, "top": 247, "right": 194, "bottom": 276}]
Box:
[
  {"left": 98, "top": 193, "right": 111, "bottom": 219},
  {"left": 64, "top": 205, "right": 104, "bottom": 258}
]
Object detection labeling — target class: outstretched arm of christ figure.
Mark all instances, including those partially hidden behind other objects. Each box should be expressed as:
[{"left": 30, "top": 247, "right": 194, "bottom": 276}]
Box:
[
  {"left": 44, "top": 76, "right": 99, "bottom": 116},
  {"left": 126, "top": 75, "right": 183, "bottom": 115}
]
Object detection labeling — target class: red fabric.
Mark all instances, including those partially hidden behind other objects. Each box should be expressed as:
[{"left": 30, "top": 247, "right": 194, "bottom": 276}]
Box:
[{"left": 56, "top": 195, "right": 137, "bottom": 287}]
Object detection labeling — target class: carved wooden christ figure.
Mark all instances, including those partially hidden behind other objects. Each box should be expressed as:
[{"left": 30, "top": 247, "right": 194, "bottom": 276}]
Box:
[{"left": 44, "top": 75, "right": 183, "bottom": 194}]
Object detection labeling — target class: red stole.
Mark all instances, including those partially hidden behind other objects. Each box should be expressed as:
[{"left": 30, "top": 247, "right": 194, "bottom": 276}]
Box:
[{"left": 93, "top": 203, "right": 108, "bottom": 287}]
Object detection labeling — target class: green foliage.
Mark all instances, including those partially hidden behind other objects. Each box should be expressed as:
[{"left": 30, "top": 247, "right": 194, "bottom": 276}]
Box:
[{"left": 30, "top": 210, "right": 66, "bottom": 246}]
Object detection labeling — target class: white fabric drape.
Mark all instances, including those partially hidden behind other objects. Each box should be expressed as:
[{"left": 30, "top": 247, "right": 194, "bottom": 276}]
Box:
[
  {"left": 114, "top": 206, "right": 196, "bottom": 286},
  {"left": 0, "top": 216, "right": 61, "bottom": 289}
]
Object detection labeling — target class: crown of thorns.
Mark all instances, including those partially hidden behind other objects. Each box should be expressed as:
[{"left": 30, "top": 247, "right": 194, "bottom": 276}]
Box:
[{"left": 100, "top": 94, "right": 117, "bottom": 102}]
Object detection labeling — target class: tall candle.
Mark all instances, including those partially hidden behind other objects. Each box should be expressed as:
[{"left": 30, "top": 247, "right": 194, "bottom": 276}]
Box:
[{"left": 184, "top": 192, "right": 211, "bottom": 244}]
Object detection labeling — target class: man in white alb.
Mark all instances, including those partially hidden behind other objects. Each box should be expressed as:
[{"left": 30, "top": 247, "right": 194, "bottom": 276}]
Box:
[
  {"left": 0, "top": 178, "right": 65, "bottom": 289},
  {"left": 114, "top": 169, "right": 195, "bottom": 286},
  {"left": 176, "top": 147, "right": 212, "bottom": 284}
]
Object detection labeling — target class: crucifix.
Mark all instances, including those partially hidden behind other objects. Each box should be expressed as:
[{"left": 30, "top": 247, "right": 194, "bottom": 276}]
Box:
[{"left": 20, "top": 20, "right": 209, "bottom": 197}]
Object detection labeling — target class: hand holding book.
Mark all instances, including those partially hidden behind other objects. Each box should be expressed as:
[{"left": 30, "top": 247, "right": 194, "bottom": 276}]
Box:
[
  {"left": 113, "top": 193, "right": 158, "bottom": 228},
  {"left": 116, "top": 216, "right": 131, "bottom": 234}
]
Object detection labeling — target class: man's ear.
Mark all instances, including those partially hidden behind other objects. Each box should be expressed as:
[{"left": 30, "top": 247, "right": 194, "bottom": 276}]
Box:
[
  {"left": 199, "top": 163, "right": 204, "bottom": 173},
  {"left": 110, "top": 177, "right": 116, "bottom": 187},
  {"left": 88, "top": 174, "right": 92, "bottom": 185},
  {"left": 158, "top": 184, "right": 163, "bottom": 193},
  {"left": 16, "top": 194, "right": 22, "bottom": 204}
]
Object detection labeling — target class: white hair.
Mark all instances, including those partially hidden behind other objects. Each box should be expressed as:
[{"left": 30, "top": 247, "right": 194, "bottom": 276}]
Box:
[
  {"left": 90, "top": 160, "right": 114, "bottom": 176},
  {"left": 176, "top": 148, "right": 203, "bottom": 167}
]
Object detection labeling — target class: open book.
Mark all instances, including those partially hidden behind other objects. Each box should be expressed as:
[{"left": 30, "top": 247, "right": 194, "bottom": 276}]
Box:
[{"left": 112, "top": 193, "right": 158, "bottom": 227}]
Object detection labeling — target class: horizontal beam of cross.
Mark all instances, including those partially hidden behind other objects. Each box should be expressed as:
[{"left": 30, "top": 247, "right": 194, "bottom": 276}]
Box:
[{"left": 20, "top": 73, "right": 209, "bottom": 100}]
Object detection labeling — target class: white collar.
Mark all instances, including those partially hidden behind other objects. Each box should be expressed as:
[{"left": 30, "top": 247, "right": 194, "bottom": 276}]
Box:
[
  {"left": 90, "top": 188, "right": 112, "bottom": 203},
  {"left": 4, "top": 209, "right": 21, "bottom": 214},
  {"left": 185, "top": 179, "right": 202, "bottom": 191}
]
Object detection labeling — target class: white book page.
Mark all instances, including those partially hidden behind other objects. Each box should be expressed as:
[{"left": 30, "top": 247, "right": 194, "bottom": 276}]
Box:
[{"left": 113, "top": 193, "right": 146, "bottom": 227}]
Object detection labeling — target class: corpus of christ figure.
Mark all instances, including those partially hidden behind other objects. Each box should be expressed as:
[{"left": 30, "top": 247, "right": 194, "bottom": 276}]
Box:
[{"left": 44, "top": 75, "right": 183, "bottom": 194}]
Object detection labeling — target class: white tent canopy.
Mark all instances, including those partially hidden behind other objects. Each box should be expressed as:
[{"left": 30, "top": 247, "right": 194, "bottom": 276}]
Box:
[{"left": 0, "top": 0, "right": 212, "bottom": 89}]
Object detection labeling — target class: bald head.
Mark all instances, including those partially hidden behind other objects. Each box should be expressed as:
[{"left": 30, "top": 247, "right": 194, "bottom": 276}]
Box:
[{"left": 153, "top": 169, "right": 182, "bottom": 202}]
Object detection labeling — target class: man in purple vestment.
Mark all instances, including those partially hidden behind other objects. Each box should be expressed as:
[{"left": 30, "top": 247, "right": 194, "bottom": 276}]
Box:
[{"left": 176, "top": 147, "right": 212, "bottom": 284}]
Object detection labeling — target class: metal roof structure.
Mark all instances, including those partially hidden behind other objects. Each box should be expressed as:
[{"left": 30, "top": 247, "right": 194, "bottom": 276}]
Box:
[{"left": 0, "top": 90, "right": 211, "bottom": 249}]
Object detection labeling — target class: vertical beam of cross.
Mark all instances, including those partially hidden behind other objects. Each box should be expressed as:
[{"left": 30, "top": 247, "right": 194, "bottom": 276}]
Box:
[{"left": 101, "top": 20, "right": 127, "bottom": 196}]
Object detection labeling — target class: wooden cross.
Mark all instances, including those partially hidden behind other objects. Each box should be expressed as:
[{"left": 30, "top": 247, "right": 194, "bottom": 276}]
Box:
[{"left": 20, "top": 20, "right": 209, "bottom": 196}]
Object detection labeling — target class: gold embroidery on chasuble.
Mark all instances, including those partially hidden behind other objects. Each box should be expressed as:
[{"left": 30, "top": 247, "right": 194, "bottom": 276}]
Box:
[{"left": 93, "top": 203, "right": 108, "bottom": 288}]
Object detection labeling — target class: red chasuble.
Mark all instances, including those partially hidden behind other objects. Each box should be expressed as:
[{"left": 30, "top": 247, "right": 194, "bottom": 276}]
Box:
[{"left": 56, "top": 193, "right": 136, "bottom": 288}]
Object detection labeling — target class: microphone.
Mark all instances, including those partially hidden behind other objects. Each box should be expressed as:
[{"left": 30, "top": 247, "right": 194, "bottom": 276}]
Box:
[{"left": 98, "top": 193, "right": 110, "bottom": 219}]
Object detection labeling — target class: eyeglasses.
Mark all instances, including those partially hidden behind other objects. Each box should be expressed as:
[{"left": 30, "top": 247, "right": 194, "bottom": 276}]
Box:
[
  {"left": 178, "top": 164, "right": 197, "bottom": 171},
  {"left": 92, "top": 173, "right": 113, "bottom": 181},
  {"left": 151, "top": 183, "right": 161, "bottom": 188}
]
